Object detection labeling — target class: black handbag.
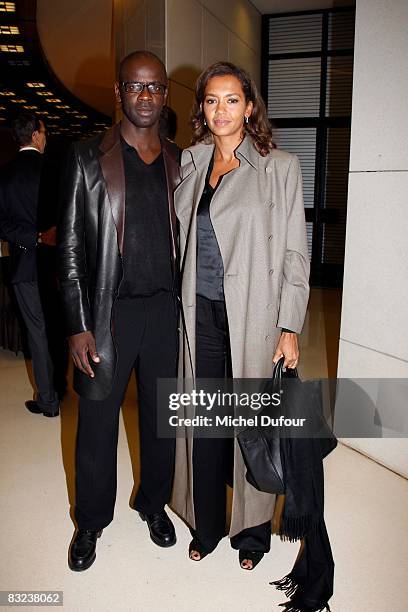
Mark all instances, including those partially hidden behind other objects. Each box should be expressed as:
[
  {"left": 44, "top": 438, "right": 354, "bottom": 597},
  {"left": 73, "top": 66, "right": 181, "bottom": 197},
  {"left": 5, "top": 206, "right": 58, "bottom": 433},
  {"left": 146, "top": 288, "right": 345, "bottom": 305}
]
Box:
[
  {"left": 237, "top": 358, "right": 296, "bottom": 495},
  {"left": 237, "top": 358, "right": 337, "bottom": 495}
]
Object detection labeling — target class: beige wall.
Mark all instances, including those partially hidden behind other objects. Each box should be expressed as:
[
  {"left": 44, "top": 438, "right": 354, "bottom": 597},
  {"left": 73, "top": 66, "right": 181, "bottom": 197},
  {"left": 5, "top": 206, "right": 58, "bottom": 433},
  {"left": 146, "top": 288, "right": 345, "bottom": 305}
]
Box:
[
  {"left": 113, "top": 0, "right": 165, "bottom": 122},
  {"left": 114, "top": 0, "right": 166, "bottom": 71},
  {"left": 112, "top": 0, "right": 261, "bottom": 146},
  {"left": 336, "top": 0, "right": 408, "bottom": 476},
  {"left": 37, "top": 0, "right": 115, "bottom": 118},
  {"left": 166, "top": 0, "right": 261, "bottom": 147}
]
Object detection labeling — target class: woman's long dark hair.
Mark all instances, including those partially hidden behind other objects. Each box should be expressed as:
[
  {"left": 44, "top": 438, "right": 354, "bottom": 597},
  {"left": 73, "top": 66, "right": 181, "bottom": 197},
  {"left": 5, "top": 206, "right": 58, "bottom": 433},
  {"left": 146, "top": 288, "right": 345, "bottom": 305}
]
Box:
[{"left": 191, "top": 61, "right": 274, "bottom": 157}]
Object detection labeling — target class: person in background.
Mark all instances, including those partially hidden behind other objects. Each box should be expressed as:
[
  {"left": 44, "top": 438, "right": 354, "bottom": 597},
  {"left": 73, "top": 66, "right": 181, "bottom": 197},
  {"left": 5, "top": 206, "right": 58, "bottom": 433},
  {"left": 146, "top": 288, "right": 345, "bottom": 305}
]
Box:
[
  {"left": 171, "top": 62, "right": 310, "bottom": 570},
  {"left": 0, "top": 113, "right": 60, "bottom": 417}
]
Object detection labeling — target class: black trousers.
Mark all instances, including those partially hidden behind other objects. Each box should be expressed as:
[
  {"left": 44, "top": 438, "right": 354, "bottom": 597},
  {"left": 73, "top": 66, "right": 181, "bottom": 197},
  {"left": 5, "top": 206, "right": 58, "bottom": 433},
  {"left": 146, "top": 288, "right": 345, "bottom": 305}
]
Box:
[
  {"left": 13, "top": 281, "right": 59, "bottom": 411},
  {"left": 192, "top": 295, "right": 271, "bottom": 554},
  {"left": 75, "top": 291, "right": 177, "bottom": 531}
]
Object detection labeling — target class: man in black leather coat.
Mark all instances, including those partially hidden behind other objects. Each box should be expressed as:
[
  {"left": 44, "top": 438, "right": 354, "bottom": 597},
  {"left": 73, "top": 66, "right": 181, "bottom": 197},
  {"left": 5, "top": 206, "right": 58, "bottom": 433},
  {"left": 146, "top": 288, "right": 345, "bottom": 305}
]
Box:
[{"left": 58, "top": 51, "right": 181, "bottom": 571}]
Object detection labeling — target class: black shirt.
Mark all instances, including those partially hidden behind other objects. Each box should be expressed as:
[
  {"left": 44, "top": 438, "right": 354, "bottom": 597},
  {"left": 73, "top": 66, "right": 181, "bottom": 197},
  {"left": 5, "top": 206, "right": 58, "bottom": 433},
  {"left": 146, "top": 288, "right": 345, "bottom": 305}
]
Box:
[
  {"left": 118, "top": 137, "right": 173, "bottom": 298},
  {"left": 196, "top": 155, "right": 225, "bottom": 301}
]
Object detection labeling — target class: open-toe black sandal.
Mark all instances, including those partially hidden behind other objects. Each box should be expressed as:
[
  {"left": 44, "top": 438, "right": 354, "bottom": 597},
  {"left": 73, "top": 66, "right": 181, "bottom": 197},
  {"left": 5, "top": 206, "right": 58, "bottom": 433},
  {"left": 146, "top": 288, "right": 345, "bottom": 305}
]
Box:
[
  {"left": 189, "top": 538, "right": 209, "bottom": 561},
  {"left": 239, "top": 550, "right": 264, "bottom": 570}
]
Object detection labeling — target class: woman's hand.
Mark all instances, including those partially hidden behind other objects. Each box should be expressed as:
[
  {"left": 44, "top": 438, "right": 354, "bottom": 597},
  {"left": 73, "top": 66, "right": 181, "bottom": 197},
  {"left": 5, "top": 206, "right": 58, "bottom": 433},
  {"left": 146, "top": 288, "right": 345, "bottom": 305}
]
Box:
[{"left": 272, "top": 331, "right": 299, "bottom": 369}]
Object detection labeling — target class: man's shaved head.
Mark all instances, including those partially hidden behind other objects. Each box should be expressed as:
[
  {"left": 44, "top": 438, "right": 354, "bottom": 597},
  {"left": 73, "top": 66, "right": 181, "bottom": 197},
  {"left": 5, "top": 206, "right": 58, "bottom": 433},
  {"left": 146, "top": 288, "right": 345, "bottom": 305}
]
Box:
[
  {"left": 118, "top": 50, "right": 167, "bottom": 83},
  {"left": 115, "top": 50, "right": 168, "bottom": 130}
]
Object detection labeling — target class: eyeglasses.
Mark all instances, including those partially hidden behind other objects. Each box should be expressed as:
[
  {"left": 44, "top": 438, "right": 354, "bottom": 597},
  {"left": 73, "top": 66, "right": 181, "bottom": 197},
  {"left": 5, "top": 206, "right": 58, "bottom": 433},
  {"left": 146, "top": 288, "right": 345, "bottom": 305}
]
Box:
[{"left": 120, "top": 81, "right": 167, "bottom": 95}]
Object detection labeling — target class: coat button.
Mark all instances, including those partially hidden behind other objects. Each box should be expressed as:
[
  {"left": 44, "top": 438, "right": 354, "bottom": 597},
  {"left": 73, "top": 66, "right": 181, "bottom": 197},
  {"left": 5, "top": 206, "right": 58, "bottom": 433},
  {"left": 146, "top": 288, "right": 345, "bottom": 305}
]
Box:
[
  {"left": 268, "top": 234, "right": 273, "bottom": 241},
  {"left": 269, "top": 268, "right": 274, "bottom": 275},
  {"left": 267, "top": 303, "right": 273, "bottom": 309},
  {"left": 265, "top": 335, "right": 270, "bottom": 341},
  {"left": 266, "top": 167, "right": 272, "bottom": 173}
]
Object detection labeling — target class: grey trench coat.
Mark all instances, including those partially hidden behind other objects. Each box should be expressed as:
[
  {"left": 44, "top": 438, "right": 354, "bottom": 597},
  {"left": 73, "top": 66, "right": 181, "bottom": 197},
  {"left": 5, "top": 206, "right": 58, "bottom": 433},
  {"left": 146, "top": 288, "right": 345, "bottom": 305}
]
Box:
[{"left": 170, "top": 136, "right": 310, "bottom": 537}]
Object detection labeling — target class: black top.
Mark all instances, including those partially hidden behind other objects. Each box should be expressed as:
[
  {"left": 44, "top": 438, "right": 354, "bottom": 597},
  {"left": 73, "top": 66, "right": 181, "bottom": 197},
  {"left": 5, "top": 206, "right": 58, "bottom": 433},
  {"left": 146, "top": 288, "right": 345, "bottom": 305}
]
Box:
[
  {"left": 118, "top": 137, "right": 173, "bottom": 298},
  {"left": 0, "top": 149, "right": 43, "bottom": 283},
  {"left": 196, "top": 155, "right": 225, "bottom": 301}
]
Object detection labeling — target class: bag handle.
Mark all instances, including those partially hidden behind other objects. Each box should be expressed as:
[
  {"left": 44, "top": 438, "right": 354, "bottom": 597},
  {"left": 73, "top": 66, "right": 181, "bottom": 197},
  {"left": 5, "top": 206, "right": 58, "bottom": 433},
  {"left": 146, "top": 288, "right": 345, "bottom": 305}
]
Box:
[{"left": 272, "top": 356, "right": 298, "bottom": 381}]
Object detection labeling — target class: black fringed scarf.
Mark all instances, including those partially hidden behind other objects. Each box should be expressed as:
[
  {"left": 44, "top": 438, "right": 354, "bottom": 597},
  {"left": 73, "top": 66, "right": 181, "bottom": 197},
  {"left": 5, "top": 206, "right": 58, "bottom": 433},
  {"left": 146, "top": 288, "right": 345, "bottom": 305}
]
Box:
[
  {"left": 239, "top": 363, "right": 337, "bottom": 611},
  {"left": 270, "top": 433, "right": 336, "bottom": 612}
]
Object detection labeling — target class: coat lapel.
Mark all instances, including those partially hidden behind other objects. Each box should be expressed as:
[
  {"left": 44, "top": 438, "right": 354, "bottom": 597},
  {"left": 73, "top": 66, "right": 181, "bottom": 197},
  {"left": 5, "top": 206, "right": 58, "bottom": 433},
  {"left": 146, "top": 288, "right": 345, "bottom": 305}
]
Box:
[
  {"left": 162, "top": 139, "right": 181, "bottom": 263},
  {"left": 175, "top": 145, "right": 214, "bottom": 237},
  {"left": 99, "top": 124, "right": 125, "bottom": 255}
]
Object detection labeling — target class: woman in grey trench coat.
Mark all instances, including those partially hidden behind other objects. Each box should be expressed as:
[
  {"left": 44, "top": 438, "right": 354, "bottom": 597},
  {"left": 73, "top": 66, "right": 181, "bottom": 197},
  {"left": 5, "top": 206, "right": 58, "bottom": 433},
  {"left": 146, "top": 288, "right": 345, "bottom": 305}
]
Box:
[{"left": 170, "top": 62, "right": 310, "bottom": 569}]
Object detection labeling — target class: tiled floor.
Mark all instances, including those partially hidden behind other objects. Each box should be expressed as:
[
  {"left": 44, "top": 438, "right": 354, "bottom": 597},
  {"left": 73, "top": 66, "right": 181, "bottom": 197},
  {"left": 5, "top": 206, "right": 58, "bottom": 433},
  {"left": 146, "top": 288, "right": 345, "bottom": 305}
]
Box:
[{"left": 1, "top": 288, "right": 407, "bottom": 611}]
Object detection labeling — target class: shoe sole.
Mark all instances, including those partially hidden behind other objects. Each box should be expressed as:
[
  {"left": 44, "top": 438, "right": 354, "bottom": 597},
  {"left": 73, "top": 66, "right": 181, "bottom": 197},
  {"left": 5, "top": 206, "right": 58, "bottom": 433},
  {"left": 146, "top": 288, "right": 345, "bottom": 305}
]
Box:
[
  {"left": 139, "top": 513, "right": 177, "bottom": 548},
  {"left": 43, "top": 411, "right": 60, "bottom": 418}
]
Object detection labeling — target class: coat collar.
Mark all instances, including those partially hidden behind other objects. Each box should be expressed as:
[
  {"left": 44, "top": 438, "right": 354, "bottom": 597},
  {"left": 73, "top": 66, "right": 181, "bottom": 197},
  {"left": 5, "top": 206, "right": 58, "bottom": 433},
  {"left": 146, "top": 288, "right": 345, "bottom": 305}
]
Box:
[
  {"left": 235, "top": 134, "right": 259, "bottom": 170},
  {"left": 98, "top": 124, "right": 125, "bottom": 254},
  {"left": 184, "top": 134, "right": 259, "bottom": 174},
  {"left": 98, "top": 123, "right": 180, "bottom": 263}
]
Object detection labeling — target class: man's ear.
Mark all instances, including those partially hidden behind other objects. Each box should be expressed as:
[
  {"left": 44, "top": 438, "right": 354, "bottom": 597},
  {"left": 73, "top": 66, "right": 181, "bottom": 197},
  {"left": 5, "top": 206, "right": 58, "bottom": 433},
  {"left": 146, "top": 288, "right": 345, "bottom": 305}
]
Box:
[{"left": 114, "top": 82, "right": 121, "bottom": 104}]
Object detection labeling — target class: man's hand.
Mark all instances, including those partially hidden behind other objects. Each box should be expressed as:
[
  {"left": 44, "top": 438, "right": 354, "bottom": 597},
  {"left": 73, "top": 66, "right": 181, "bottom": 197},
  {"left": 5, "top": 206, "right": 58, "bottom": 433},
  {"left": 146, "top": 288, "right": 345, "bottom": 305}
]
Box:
[
  {"left": 272, "top": 331, "right": 299, "bottom": 369},
  {"left": 68, "top": 331, "right": 100, "bottom": 378},
  {"left": 38, "top": 226, "right": 57, "bottom": 246}
]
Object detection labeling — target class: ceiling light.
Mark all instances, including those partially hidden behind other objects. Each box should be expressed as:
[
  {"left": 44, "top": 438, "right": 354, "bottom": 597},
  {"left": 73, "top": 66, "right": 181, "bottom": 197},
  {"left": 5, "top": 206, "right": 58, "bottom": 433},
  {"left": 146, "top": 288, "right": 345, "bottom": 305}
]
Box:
[
  {"left": 47, "top": 115, "right": 60, "bottom": 119},
  {"left": 56, "top": 105, "right": 69, "bottom": 109},
  {"left": 11, "top": 98, "right": 27, "bottom": 103},
  {"left": 0, "top": 25, "right": 19, "bottom": 34},
  {"left": 26, "top": 82, "right": 46, "bottom": 88},
  {"left": 36, "top": 91, "right": 53, "bottom": 96},
  {"left": 8, "top": 59, "right": 30, "bottom": 66},
  {"left": 1, "top": 44, "right": 24, "bottom": 53},
  {"left": 35, "top": 110, "right": 49, "bottom": 115},
  {"left": 45, "top": 98, "right": 62, "bottom": 103},
  {"left": 0, "top": 90, "right": 15, "bottom": 96},
  {"left": 76, "top": 115, "right": 87, "bottom": 119},
  {"left": 0, "top": 2, "right": 16, "bottom": 13},
  {"left": 22, "top": 105, "right": 38, "bottom": 110}
]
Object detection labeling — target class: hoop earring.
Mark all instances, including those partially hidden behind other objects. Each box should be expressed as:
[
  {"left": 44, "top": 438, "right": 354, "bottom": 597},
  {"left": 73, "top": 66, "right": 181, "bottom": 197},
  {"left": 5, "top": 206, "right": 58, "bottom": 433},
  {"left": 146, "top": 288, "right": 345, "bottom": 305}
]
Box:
[
  {"left": 244, "top": 115, "right": 249, "bottom": 125},
  {"left": 203, "top": 118, "right": 207, "bottom": 126}
]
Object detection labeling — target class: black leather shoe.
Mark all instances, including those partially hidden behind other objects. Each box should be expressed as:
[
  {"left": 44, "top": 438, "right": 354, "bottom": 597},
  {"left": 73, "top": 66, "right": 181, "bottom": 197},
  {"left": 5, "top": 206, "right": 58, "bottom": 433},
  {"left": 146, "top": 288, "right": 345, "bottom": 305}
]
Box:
[
  {"left": 68, "top": 529, "right": 102, "bottom": 572},
  {"left": 25, "top": 400, "right": 59, "bottom": 418},
  {"left": 139, "top": 510, "right": 176, "bottom": 547}
]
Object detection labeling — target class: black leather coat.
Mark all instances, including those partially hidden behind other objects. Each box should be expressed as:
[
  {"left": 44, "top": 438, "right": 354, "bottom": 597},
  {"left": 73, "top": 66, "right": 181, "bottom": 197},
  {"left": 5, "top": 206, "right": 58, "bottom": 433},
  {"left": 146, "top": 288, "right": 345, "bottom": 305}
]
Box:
[{"left": 58, "top": 124, "right": 181, "bottom": 400}]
